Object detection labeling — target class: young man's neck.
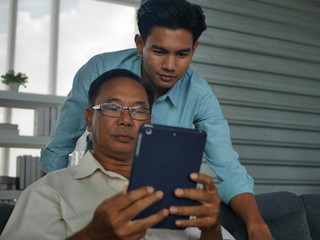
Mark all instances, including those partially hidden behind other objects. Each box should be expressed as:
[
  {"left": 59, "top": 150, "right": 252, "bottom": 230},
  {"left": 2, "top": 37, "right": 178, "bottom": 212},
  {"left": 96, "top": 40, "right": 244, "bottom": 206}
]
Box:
[
  {"left": 153, "top": 87, "right": 169, "bottom": 101},
  {"left": 141, "top": 67, "right": 169, "bottom": 101}
]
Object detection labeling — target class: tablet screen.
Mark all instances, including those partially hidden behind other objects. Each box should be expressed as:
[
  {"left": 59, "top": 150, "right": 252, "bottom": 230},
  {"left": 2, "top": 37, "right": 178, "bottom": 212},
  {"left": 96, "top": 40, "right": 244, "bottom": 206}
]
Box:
[{"left": 128, "top": 124, "right": 207, "bottom": 229}]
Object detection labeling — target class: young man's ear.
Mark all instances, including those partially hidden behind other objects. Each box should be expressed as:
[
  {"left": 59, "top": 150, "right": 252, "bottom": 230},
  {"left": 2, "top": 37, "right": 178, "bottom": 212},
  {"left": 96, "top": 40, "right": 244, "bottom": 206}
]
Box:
[
  {"left": 134, "top": 34, "right": 144, "bottom": 57},
  {"left": 84, "top": 108, "right": 93, "bottom": 132}
]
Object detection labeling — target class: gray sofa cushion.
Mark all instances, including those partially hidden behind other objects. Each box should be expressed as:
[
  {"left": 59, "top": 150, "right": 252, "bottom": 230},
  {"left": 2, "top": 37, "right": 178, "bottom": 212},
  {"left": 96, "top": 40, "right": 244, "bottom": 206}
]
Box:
[
  {"left": 0, "top": 203, "right": 14, "bottom": 235},
  {"left": 300, "top": 194, "right": 320, "bottom": 240},
  {"left": 220, "top": 202, "right": 247, "bottom": 239},
  {"left": 220, "top": 191, "right": 312, "bottom": 240}
]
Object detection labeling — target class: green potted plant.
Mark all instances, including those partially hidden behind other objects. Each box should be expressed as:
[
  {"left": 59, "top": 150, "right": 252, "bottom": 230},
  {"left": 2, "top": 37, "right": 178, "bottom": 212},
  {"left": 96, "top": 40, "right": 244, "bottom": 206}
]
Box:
[{"left": 1, "top": 70, "right": 28, "bottom": 91}]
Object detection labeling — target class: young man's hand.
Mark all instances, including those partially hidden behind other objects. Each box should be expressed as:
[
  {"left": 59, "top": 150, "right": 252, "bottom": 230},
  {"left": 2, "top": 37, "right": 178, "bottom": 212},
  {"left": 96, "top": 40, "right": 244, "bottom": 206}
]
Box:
[
  {"left": 68, "top": 186, "right": 169, "bottom": 240},
  {"left": 169, "top": 173, "right": 223, "bottom": 240}
]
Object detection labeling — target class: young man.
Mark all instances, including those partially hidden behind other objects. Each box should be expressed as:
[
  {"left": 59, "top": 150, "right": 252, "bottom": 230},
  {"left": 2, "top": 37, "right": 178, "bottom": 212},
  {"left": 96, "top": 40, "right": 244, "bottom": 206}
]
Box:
[
  {"left": 41, "top": 0, "right": 274, "bottom": 239},
  {"left": 1, "top": 69, "right": 234, "bottom": 240}
]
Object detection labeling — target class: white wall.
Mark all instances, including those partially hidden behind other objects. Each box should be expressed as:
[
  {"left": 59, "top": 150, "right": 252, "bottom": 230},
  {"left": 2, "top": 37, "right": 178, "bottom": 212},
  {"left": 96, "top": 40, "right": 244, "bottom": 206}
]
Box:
[{"left": 192, "top": 0, "right": 320, "bottom": 195}]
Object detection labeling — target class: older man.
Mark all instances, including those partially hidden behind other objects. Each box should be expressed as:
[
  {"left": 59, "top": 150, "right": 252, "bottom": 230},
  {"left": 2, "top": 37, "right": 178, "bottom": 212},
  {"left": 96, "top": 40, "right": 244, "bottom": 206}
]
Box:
[{"left": 1, "top": 69, "right": 234, "bottom": 240}]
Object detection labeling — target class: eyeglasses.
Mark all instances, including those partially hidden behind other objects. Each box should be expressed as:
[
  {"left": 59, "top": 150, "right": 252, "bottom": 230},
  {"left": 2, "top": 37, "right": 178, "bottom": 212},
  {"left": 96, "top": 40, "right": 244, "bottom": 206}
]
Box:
[{"left": 92, "top": 103, "right": 151, "bottom": 121}]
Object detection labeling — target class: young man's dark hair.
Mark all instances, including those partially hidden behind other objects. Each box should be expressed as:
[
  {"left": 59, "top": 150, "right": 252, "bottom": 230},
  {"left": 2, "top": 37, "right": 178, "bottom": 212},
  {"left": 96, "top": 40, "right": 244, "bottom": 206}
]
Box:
[
  {"left": 88, "top": 69, "right": 154, "bottom": 109},
  {"left": 137, "top": 0, "right": 207, "bottom": 44}
]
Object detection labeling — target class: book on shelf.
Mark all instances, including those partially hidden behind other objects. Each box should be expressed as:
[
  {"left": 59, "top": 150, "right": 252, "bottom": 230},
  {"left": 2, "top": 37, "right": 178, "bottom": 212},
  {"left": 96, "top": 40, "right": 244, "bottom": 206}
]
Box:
[
  {"left": 34, "top": 107, "right": 45, "bottom": 136},
  {"left": 16, "top": 155, "right": 41, "bottom": 190},
  {"left": 43, "top": 107, "right": 51, "bottom": 137},
  {"left": 25, "top": 155, "right": 33, "bottom": 187},
  {"left": 16, "top": 155, "right": 25, "bottom": 190},
  {"left": 0, "top": 123, "right": 19, "bottom": 136},
  {"left": 30, "top": 156, "right": 41, "bottom": 185},
  {"left": 34, "top": 106, "right": 62, "bottom": 136},
  {"left": 0, "top": 176, "right": 17, "bottom": 190},
  {"left": 0, "top": 123, "right": 18, "bottom": 129}
]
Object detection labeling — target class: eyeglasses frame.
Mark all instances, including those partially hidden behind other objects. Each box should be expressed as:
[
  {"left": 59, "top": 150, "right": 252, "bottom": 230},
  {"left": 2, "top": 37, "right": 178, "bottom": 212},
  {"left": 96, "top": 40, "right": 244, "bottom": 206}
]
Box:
[{"left": 91, "top": 103, "right": 151, "bottom": 121}]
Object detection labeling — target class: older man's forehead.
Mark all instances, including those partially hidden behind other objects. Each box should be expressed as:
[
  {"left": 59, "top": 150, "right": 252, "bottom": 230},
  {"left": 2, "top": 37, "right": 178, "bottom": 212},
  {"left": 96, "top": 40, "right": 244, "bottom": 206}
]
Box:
[
  {"left": 97, "top": 77, "right": 149, "bottom": 105},
  {"left": 101, "top": 97, "right": 148, "bottom": 108}
]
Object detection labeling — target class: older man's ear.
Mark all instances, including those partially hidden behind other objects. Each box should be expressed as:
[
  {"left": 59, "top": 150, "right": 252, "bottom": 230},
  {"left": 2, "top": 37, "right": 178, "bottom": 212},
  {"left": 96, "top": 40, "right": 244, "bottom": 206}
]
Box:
[{"left": 84, "top": 108, "right": 93, "bottom": 132}]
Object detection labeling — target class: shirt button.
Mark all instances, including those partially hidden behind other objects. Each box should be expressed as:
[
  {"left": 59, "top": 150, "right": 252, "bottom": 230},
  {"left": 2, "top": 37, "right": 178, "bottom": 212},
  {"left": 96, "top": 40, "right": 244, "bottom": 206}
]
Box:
[{"left": 146, "top": 231, "right": 153, "bottom": 237}]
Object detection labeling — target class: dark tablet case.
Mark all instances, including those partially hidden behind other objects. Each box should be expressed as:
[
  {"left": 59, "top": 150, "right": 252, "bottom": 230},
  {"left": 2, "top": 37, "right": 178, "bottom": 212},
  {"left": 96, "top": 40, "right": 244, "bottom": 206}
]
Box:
[{"left": 128, "top": 124, "right": 207, "bottom": 229}]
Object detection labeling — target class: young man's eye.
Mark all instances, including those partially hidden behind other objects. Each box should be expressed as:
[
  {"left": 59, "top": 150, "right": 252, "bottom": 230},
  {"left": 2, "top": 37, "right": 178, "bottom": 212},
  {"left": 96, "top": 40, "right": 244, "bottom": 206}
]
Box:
[
  {"left": 153, "top": 50, "right": 165, "bottom": 55},
  {"left": 177, "top": 52, "right": 189, "bottom": 57}
]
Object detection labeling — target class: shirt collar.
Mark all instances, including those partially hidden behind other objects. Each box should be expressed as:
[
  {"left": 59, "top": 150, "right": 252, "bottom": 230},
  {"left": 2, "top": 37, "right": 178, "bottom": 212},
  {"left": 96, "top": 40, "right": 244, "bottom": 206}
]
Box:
[
  {"left": 132, "top": 55, "right": 142, "bottom": 79},
  {"left": 72, "top": 151, "right": 127, "bottom": 181}
]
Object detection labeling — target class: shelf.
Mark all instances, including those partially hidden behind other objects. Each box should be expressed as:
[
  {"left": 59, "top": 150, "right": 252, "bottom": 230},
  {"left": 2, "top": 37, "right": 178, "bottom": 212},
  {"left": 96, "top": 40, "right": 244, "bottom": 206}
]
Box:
[
  {"left": 0, "top": 91, "right": 64, "bottom": 150},
  {"left": 0, "top": 135, "right": 49, "bottom": 148},
  {"left": 0, "top": 90, "right": 65, "bottom": 109},
  {"left": 0, "top": 190, "right": 22, "bottom": 201}
]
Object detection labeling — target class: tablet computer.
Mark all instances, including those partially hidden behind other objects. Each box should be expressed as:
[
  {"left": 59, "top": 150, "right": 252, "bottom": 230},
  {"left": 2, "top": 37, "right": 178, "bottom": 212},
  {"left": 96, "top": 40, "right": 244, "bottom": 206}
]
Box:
[{"left": 128, "top": 124, "right": 207, "bottom": 229}]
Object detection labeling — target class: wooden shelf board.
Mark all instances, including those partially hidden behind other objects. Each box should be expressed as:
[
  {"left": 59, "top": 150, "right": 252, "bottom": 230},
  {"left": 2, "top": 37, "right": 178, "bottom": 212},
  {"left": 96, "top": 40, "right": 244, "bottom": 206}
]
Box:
[
  {"left": 0, "top": 90, "right": 65, "bottom": 109},
  {"left": 0, "top": 135, "right": 49, "bottom": 148},
  {"left": 0, "top": 190, "right": 22, "bottom": 200}
]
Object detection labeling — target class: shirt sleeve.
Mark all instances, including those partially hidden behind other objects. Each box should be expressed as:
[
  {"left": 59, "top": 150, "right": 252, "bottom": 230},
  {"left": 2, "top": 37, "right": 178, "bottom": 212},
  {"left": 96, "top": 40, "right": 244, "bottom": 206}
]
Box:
[
  {"left": 40, "top": 57, "right": 100, "bottom": 173},
  {"left": 0, "top": 181, "right": 66, "bottom": 240},
  {"left": 194, "top": 89, "right": 254, "bottom": 204}
]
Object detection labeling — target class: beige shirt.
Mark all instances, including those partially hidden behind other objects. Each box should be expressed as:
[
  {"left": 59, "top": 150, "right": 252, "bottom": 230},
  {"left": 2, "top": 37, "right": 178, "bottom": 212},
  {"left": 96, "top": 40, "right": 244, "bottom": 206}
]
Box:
[{"left": 1, "top": 152, "right": 235, "bottom": 240}]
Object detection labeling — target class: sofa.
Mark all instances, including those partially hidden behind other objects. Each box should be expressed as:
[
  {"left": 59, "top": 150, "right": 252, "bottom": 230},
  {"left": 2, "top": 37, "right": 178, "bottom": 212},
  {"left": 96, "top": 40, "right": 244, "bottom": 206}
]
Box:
[
  {"left": 220, "top": 191, "right": 320, "bottom": 240},
  {"left": 1, "top": 191, "right": 319, "bottom": 239},
  {"left": 0, "top": 202, "right": 14, "bottom": 235}
]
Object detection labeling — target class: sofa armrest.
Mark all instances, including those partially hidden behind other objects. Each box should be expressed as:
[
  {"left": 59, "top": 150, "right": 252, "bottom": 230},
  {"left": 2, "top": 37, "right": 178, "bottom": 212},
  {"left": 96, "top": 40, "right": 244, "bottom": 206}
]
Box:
[
  {"left": 0, "top": 203, "right": 14, "bottom": 235},
  {"left": 300, "top": 193, "right": 320, "bottom": 240}
]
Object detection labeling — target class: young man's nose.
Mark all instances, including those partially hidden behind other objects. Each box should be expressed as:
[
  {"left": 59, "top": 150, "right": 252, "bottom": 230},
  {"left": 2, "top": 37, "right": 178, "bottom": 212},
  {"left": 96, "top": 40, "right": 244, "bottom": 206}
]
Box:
[{"left": 162, "top": 55, "right": 176, "bottom": 71}]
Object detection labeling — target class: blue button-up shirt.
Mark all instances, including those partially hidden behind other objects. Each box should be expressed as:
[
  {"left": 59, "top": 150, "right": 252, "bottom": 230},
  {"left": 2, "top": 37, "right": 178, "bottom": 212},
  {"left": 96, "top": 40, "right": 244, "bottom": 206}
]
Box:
[{"left": 41, "top": 48, "right": 254, "bottom": 203}]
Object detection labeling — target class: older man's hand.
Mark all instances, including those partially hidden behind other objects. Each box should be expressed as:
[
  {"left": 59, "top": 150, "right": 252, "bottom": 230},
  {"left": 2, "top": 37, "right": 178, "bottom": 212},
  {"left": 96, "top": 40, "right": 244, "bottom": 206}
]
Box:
[
  {"left": 68, "top": 186, "right": 168, "bottom": 240},
  {"left": 169, "top": 173, "right": 223, "bottom": 240}
]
